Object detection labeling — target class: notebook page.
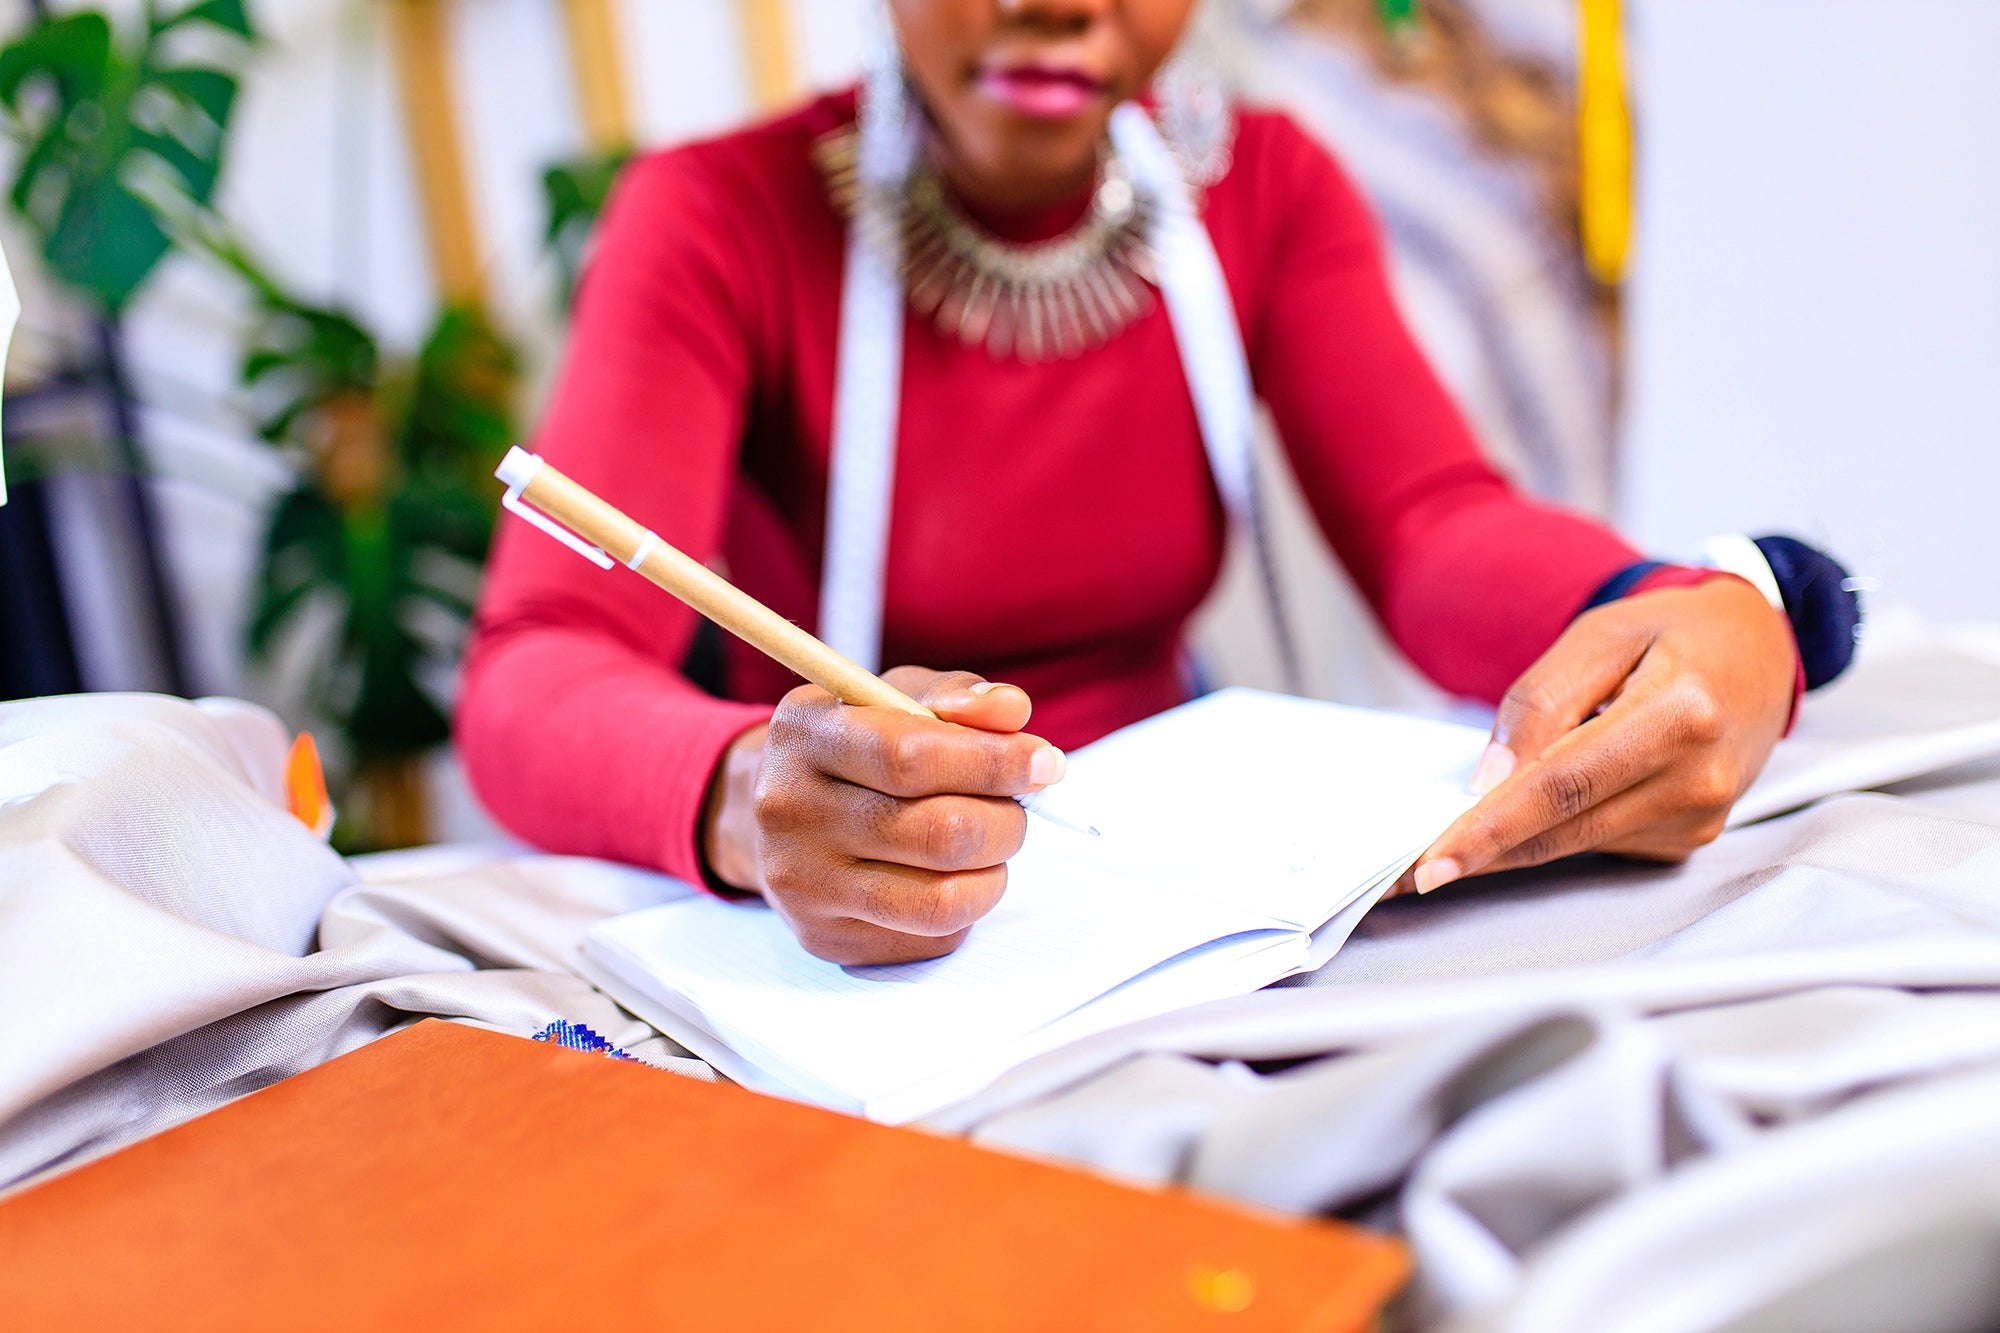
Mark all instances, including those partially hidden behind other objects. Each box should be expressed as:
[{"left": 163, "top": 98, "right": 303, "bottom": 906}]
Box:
[
  {"left": 585, "top": 846, "right": 1284, "bottom": 1114},
  {"left": 875, "top": 927, "right": 1311, "bottom": 1123},
  {"left": 1041, "top": 689, "right": 1484, "bottom": 929}
]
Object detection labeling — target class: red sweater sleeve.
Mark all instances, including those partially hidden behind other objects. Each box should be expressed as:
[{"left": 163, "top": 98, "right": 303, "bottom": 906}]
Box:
[
  {"left": 1242, "top": 119, "right": 1643, "bottom": 703},
  {"left": 457, "top": 147, "right": 773, "bottom": 880}
]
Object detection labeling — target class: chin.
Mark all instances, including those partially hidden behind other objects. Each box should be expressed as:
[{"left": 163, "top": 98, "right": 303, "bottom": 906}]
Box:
[{"left": 965, "top": 107, "right": 1110, "bottom": 178}]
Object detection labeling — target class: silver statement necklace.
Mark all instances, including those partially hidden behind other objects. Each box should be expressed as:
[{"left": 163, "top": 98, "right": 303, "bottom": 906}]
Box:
[{"left": 814, "top": 107, "right": 1230, "bottom": 363}]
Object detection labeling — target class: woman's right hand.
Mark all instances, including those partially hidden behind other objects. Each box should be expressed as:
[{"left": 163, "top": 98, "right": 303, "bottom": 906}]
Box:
[{"left": 700, "top": 667, "right": 1065, "bottom": 965}]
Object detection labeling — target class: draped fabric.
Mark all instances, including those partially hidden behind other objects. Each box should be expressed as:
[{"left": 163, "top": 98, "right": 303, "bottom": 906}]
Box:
[
  {"left": 0, "top": 694, "right": 709, "bottom": 1195},
  {"left": 6, "top": 676, "right": 2000, "bottom": 1330}
]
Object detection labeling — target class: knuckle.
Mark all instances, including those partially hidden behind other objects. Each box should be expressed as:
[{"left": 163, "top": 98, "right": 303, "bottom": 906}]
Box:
[
  {"left": 768, "top": 685, "right": 825, "bottom": 737},
  {"left": 921, "top": 867, "right": 1002, "bottom": 935},
  {"left": 1501, "top": 680, "right": 1561, "bottom": 728},
  {"left": 1512, "top": 827, "right": 1576, "bottom": 868},
  {"left": 759, "top": 849, "right": 810, "bottom": 896},
  {"left": 751, "top": 773, "right": 802, "bottom": 832},
  {"left": 750, "top": 773, "right": 783, "bottom": 819},
  {"left": 1541, "top": 762, "right": 1598, "bottom": 823},
  {"left": 882, "top": 728, "right": 930, "bottom": 791},
  {"left": 914, "top": 875, "right": 973, "bottom": 935},
  {"left": 1672, "top": 685, "right": 1727, "bottom": 745},
  {"left": 1459, "top": 813, "right": 1509, "bottom": 867},
  {"left": 762, "top": 710, "right": 802, "bottom": 754},
  {"left": 1693, "top": 762, "right": 1741, "bottom": 811},
  {"left": 921, "top": 803, "right": 983, "bottom": 869}
]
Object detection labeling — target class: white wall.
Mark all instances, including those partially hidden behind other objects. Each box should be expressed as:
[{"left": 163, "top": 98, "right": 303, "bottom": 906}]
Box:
[
  {"left": 13, "top": 0, "right": 1994, "bottom": 774},
  {"left": 1621, "top": 0, "right": 2000, "bottom": 620}
]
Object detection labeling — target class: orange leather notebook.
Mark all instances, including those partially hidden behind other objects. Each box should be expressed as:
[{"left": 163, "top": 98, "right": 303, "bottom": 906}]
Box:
[{"left": 0, "top": 1020, "right": 1406, "bottom": 1331}]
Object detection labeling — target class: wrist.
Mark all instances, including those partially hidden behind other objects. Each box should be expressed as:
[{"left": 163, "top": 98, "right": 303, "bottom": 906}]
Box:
[{"left": 700, "top": 722, "right": 769, "bottom": 894}]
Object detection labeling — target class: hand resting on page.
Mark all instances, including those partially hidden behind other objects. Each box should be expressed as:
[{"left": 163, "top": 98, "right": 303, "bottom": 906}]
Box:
[{"left": 1405, "top": 577, "right": 1797, "bottom": 896}]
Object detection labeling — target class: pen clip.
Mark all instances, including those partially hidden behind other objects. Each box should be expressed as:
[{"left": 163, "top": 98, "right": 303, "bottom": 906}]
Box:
[{"left": 497, "top": 448, "right": 613, "bottom": 569}]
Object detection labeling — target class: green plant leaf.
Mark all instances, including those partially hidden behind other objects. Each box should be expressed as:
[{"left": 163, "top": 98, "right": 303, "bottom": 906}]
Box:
[
  {"left": 248, "top": 484, "right": 345, "bottom": 654},
  {"left": 0, "top": 5, "right": 250, "bottom": 312},
  {"left": 233, "top": 265, "right": 382, "bottom": 443},
  {"left": 153, "top": 0, "right": 255, "bottom": 40},
  {"left": 0, "top": 14, "right": 110, "bottom": 112},
  {"left": 131, "top": 127, "right": 220, "bottom": 203},
  {"left": 149, "top": 65, "right": 236, "bottom": 128},
  {"left": 539, "top": 146, "right": 632, "bottom": 309},
  {"left": 46, "top": 179, "right": 173, "bottom": 311},
  {"left": 398, "top": 304, "right": 519, "bottom": 478}
]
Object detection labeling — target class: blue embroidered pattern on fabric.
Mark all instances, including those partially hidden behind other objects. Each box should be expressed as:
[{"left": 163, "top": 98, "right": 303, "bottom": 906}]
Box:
[{"left": 531, "top": 1020, "right": 639, "bottom": 1063}]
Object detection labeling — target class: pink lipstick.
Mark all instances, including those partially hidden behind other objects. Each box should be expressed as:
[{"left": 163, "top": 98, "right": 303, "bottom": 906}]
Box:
[{"left": 976, "top": 63, "right": 1107, "bottom": 120}]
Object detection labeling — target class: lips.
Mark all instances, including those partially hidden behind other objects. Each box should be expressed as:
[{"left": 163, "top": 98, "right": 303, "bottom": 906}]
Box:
[{"left": 976, "top": 63, "right": 1108, "bottom": 120}]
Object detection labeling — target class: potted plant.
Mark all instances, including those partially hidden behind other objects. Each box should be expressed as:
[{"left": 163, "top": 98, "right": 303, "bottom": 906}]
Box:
[{"left": 226, "top": 245, "right": 518, "bottom": 850}]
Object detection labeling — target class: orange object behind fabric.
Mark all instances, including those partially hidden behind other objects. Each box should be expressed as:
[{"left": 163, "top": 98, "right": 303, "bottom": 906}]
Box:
[{"left": 282, "top": 731, "right": 334, "bottom": 839}]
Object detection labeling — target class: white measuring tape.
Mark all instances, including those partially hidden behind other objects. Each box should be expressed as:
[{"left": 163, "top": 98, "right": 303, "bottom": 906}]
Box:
[{"left": 820, "top": 99, "right": 1299, "bottom": 688}]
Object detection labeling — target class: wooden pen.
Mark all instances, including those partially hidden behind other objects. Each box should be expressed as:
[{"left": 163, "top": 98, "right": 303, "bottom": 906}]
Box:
[{"left": 495, "top": 448, "right": 1098, "bottom": 837}]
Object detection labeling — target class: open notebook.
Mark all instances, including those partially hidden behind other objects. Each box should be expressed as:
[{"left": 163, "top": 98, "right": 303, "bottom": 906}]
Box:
[
  {"left": 581, "top": 628, "right": 2000, "bottom": 1125},
  {"left": 580, "top": 689, "right": 1487, "bottom": 1124}
]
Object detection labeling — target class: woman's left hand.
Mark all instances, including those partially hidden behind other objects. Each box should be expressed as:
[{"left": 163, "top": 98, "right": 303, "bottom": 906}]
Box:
[{"left": 1408, "top": 576, "right": 1797, "bottom": 895}]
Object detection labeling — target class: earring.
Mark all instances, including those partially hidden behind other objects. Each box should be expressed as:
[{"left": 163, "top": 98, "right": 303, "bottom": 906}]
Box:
[{"left": 1152, "top": 12, "right": 1235, "bottom": 189}]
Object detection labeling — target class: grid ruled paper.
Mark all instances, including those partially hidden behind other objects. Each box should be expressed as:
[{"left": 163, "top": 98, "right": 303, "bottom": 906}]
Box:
[
  {"left": 587, "top": 840, "right": 1276, "bottom": 1110},
  {"left": 582, "top": 689, "right": 1489, "bottom": 1121}
]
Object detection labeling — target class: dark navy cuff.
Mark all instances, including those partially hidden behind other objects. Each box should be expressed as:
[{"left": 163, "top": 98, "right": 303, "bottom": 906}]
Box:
[{"left": 1580, "top": 560, "right": 1664, "bottom": 615}]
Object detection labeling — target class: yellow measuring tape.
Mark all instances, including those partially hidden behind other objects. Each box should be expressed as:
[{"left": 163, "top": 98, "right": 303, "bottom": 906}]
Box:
[{"left": 1577, "top": 0, "right": 1632, "bottom": 284}]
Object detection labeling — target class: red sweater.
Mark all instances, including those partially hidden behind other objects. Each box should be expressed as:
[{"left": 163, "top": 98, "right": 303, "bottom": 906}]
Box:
[{"left": 458, "top": 94, "right": 1648, "bottom": 882}]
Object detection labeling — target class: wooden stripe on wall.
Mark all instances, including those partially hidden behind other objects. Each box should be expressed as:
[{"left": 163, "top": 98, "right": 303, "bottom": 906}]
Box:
[
  {"left": 384, "top": 0, "right": 484, "bottom": 307},
  {"left": 560, "top": 0, "right": 633, "bottom": 151},
  {"left": 738, "top": 0, "right": 798, "bottom": 111}
]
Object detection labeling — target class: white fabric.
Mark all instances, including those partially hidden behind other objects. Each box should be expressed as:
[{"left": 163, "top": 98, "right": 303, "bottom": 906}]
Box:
[
  {"left": 0, "top": 695, "right": 711, "bottom": 1194},
  {"left": 820, "top": 130, "right": 909, "bottom": 670},
  {"left": 941, "top": 785, "right": 2000, "bottom": 1330},
  {"left": 819, "top": 101, "right": 1266, "bottom": 672},
  {"left": 4, "top": 636, "right": 1999, "bottom": 1329},
  {"left": 1106, "top": 103, "right": 1261, "bottom": 532},
  {"left": 1729, "top": 611, "right": 2000, "bottom": 826}
]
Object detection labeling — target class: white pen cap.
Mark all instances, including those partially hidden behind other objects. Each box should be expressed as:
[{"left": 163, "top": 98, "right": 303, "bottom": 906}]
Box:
[{"left": 495, "top": 446, "right": 542, "bottom": 492}]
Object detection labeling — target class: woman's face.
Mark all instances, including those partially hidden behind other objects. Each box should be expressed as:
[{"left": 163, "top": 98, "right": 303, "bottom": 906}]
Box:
[{"left": 889, "top": 0, "right": 1199, "bottom": 210}]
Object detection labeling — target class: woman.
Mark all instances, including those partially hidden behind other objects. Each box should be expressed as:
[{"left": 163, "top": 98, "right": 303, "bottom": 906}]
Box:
[{"left": 458, "top": 0, "right": 1797, "bottom": 965}]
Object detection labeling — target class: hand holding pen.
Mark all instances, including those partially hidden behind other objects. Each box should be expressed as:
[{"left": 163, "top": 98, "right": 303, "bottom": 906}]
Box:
[
  {"left": 706, "top": 668, "right": 1067, "bottom": 965},
  {"left": 497, "top": 449, "right": 1095, "bottom": 965}
]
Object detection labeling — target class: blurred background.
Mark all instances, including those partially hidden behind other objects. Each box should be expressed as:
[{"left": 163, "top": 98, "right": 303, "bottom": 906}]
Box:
[{"left": 0, "top": 0, "right": 1993, "bottom": 848}]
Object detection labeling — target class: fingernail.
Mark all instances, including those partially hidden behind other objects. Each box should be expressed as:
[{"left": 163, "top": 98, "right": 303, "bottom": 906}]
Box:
[
  {"left": 1470, "top": 743, "right": 1515, "bottom": 796},
  {"left": 1413, "top": 858, "right": 1461, "bottom": 896},
  {"left": 1029, "top": 746, "right": 1065, "bottom": 788},
  {"left": 969, "top": 681, "right": 996, "bottom": 695}
]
